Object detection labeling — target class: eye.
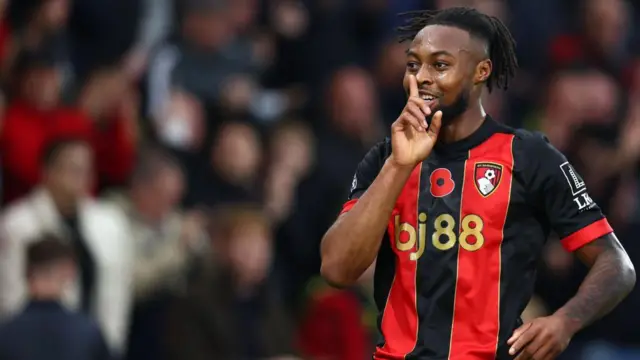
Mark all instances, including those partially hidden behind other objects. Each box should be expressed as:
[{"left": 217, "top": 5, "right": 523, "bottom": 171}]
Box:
[
  {"left": 434, "top": 61, "right": 449, "bottom": 70},
  {"left": 406, "top": 61, "right": 420, "bottom": 71}
]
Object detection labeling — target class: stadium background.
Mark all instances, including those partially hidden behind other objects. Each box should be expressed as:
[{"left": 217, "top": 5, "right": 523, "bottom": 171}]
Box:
[{"left": 0, "top": 0, "right": 638, "bottom": 359}]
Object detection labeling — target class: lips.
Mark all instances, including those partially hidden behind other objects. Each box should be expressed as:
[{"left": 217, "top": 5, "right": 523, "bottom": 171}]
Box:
[{"left": 419, "top": 92, "right": 440, "bottom": 110}]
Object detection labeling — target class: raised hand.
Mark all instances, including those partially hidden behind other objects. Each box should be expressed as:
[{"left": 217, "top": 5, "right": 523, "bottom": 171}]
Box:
[{"left": 390, "top": 75, "right": 442, "bottom": 168}]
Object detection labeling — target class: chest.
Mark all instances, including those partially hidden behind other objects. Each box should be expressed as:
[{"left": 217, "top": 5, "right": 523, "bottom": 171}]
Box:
[{"left": 388, "top": 141, "right": 524, "bottom": 260}]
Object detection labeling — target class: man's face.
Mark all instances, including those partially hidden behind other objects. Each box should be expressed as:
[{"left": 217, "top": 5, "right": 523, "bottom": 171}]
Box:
[
  {"left": 227, "top": 224, "right": 272, "bottom": 287},
  {"left": 211, "top": 123, "right": 261, "bottom": 182},
  {"left": 182, "top": 9, "right": 232, "bottom": 50},
  {"left": 328, "top": 68, "right": 377, "bottom": 136},
  {"left": 403, "top": 25, "right": 490, "bottom": 122},
  {"left": 22, "top": 67, "right": 63, "bottom": 110},
  {"left": 38, "top": 0, "right": 69, "bottom": 29},
  {"left": 139, "top": 167, "right": 185, "bottom": 219},
  {"left": 47, "top": 143, "right": 94, "bottom": 200}
]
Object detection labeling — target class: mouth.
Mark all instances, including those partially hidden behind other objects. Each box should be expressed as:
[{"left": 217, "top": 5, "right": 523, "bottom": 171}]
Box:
[{"left": 419, "top": 92, "right": 440, "bottom": 109}]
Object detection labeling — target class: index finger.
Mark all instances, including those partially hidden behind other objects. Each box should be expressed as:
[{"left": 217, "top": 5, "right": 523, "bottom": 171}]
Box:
[
  {"left": 409, "top": 75, "right": 419, "bottom": 98},
  {"left": 508, "top": 322, "right": 532, "bottom": 345},
  {"left": 509, "top": 326, "right": 538, "bottom": 356}
]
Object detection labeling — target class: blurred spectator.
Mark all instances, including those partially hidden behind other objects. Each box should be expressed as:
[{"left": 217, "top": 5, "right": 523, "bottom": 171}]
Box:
[
  {"left": 67, "top": 0, "right": 141, "bottom": 81},
  {"left": 0, "top": 0, "right": 637, "bottom": 359},
  {"left": 0, "top": 234, "right": 111, "bottom": 360},
  {"left": 165, "top": 204, "right": 296, "bottom": 360},
  {"left": 185, "top": 121, "right": 263, "bottom": 208},
  {"left": 146, "top": 0, "right": 289, "bottom": 133},
  {"left": 158, "top": 0, "right": 251, "bottom": 104},
  {"left": 264, "top": 119, "right": 315, "bottom": 223},
  {"left": 297, "top": 263, "right": 375, "bottom": 360},
  {"left": 0, "top": 138, "right": 133, "bottom": 354},
  {"left": 121, "top": 0, "right": 174, "bottom": 82},
  {"left": 549, "top": 0, "right": 633, "bottom": 78},
  {"left": 0, "top": 0, "right": 10, "bottom": 64},
  {"left": 374, "top": 40, "right": 409, "bottom": 128},
  {"left": 76, "top": 66, "right": 137, "bottom": 189},
  {"left": 109, "top": 147, "right": 207, "bottom": 360},
  {"left": 273, "top": 66, "right": 384, "bottom": 306},
  {"left": 2, "top": 0, "right": 71, "bottom": 81},
  {"left": 112, "top": 147, "right": 205, "bottom": 302},
  {"left": 153, "top": 90, "right": 206, "bottom": 153},
  {"left": 0, "top": 47, "right": 135, "bottom": 204}
]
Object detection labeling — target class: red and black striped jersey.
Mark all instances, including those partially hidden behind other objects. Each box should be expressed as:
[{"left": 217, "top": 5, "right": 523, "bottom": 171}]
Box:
[{"left": 341, "top": 116, "right": 612, "bottom": 360}]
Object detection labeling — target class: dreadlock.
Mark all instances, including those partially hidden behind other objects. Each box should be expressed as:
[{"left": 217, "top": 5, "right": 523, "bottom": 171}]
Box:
[{"left": 397, "top": 7, "right": 518, "bottom": 92}]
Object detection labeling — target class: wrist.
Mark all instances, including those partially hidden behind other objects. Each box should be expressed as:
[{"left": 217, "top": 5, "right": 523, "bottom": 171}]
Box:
[
  {"left": 553, "top": 309, "right": 583, "bottom": 336},
  {"left": 385, "top": 157, "right": 417, "bottom": 174}
]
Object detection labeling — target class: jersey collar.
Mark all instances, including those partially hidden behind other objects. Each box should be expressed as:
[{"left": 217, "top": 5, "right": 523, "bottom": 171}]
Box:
[{"left": 433, "top": 115, "right": 502, "bottom": 158}]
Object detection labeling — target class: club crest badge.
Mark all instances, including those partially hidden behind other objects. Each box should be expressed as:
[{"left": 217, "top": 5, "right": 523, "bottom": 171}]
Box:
[{"left": 474, "top": 162, "right": 503, "bottom": 197}]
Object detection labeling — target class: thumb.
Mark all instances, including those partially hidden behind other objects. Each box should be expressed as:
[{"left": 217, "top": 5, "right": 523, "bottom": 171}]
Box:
[
  {"left": 507, "top": 322, "right": 532, "bottom": 345},
  {"left": 428, "top": 111, "right": 442, "bottom": 138}
]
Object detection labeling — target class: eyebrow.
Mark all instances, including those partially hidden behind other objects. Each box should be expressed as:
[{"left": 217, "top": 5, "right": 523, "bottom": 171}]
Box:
[{"left": 405, "top": 49, "right": 456, "bottom": 58}]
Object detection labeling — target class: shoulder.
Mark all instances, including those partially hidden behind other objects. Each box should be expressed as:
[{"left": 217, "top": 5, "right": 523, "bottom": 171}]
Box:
[
  {"left": 509, "top": 128, "right": 565, "bottom": 168},
  {"left": 84, "top": 200, "right": 128, "bottom": 225},
  {"left": 0, "top": 198, "right": 40, "bottom": 236},
  {"left": 0, "top": 312, "right": 21, "bottom": 331},
  {"left": 352, "top": 138, "right": 392, "bottom": 185},
  {"left": 362, "top": 137, "right": 392, "bottom": 164},
  {"left": 512, "top": 128, "right": 553, "bottom": 150},
  {"left": 1, "top": 197, "right": 35, "bottom": 223},
  {"left": 72, "top": 312, "right": 103, "bottom": 334},
  {"left": 82, "top": 200, "right": 132, "bottom": 246}
]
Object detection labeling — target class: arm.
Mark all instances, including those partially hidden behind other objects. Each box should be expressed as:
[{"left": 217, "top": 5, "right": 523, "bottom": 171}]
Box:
[
  {"left": 95, "top": 211, "right": 134, "bottom": 354},
  {"left": 508, "top": 134, "right": 636, "bottom": 358},
  {"left": 555, "top": 233, "right": 635, "bottom": 333},
  {"left": 0, "top": 219, "right": 27, "bottom": 318},
  {"left": 322, "top": 80, "right": 441, "bottom": 287},
  {"left": 320, "top": 138, "right": 408, "bottom": 287},
  {"left": 320, "top": 157, "right": 413, "bottom": 287},
  {"left": 93, "top": 104, "right": 137, "bottom": 187},
  {"left": 527, "top": 134, "right": 636, "bottom": 323}
]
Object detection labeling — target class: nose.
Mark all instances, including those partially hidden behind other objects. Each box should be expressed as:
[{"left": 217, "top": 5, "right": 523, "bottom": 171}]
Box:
[{"left": 416, "top": 66, "right": 434, "bottom": 86}]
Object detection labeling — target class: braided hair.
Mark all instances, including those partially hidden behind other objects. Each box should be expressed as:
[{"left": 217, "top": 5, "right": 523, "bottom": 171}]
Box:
[{"left": 397, "top": 7, "right": 518, "bottom": 92}]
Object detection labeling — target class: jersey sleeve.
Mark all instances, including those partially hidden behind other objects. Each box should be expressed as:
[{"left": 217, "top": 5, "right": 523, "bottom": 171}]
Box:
[
  {"left": 341, "top": 138, "right": 391, "bottom": 215},
  {"left": 520, "top": 133, "right": 613, "bottom": 252}
]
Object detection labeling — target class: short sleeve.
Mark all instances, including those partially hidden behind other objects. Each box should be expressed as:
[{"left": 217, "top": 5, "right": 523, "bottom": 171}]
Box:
[
  {"left": 341, "top": 138, "right": 391, "bottom": 215},
  {"left": 520, "top": 133, "right": 613, "bottom": 252}
]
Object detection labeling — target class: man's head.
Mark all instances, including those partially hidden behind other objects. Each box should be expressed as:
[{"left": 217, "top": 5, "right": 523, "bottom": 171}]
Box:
[
  {"left": 327, "top": 66, "right": 379, "bottom": 139},
  {"left": 399, "top": 7, "right": 517, "bottom": 123},
  {"left": 212, "top": 204, "right": 273, "bottom": 291},
  {"left": 583, "top": 0, "right": 629, "bottom": 55},
  {"left": 41, "top": 138, "right": 93, "bottom": 205},
  {"left": 26, "top": 234, "right": 75, "bottom": 300},
  {"left": 130, "top": 147, "right": 185, "bottom": 222},
  {"left": 211, "top": 122, "right": 261, "bottom": 185},
  {"left": 15, "top": 45, "right": 66, "bottom": 110},
  {"left": 181, "top": 0, "right": 233, "bottom": 50},
  {"left": 31, "top": 0, "right": 69, "bottom": 30}
]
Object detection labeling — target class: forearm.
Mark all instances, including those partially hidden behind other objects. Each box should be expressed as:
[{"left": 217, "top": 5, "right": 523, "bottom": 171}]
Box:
[
  {"left": 320, "top": 159, "right": 414, "bottom": 286},
  {"left": 555, "top": 237, "right": 636, "bottom": 333}
]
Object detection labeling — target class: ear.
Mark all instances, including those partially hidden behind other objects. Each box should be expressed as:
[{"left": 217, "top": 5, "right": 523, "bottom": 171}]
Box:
[{"left": 475, "top": 59, "right": 492, "bottom": 85}]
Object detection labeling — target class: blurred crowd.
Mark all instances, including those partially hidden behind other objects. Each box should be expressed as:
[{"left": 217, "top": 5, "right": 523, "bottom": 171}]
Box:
[{"left": 0, "top": 0, "right": 637, "bottom": 359}]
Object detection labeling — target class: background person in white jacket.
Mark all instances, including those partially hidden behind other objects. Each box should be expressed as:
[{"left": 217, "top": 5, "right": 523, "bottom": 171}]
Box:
[{"left": 0, "top": 137, "right": 134, "bottom": 355}]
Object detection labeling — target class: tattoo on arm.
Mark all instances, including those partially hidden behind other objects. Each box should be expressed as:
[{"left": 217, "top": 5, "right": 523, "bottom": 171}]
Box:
[{"left": 557, "top": 233, "right": 636, "bottom": 332}]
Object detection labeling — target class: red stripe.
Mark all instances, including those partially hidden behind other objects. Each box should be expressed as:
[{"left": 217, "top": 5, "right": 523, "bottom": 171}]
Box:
[
  {"left": 449, "top": 134, "right": 514, "bottom": 360},
  {"left": 561, "top": 218, "right": 613, "bottom": 252},
  {"left": 340, "top": 199, "right": 358, "bottom": 215},
  {"left": 374, "top": 164, "right": 422, "bottom": 359}
]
